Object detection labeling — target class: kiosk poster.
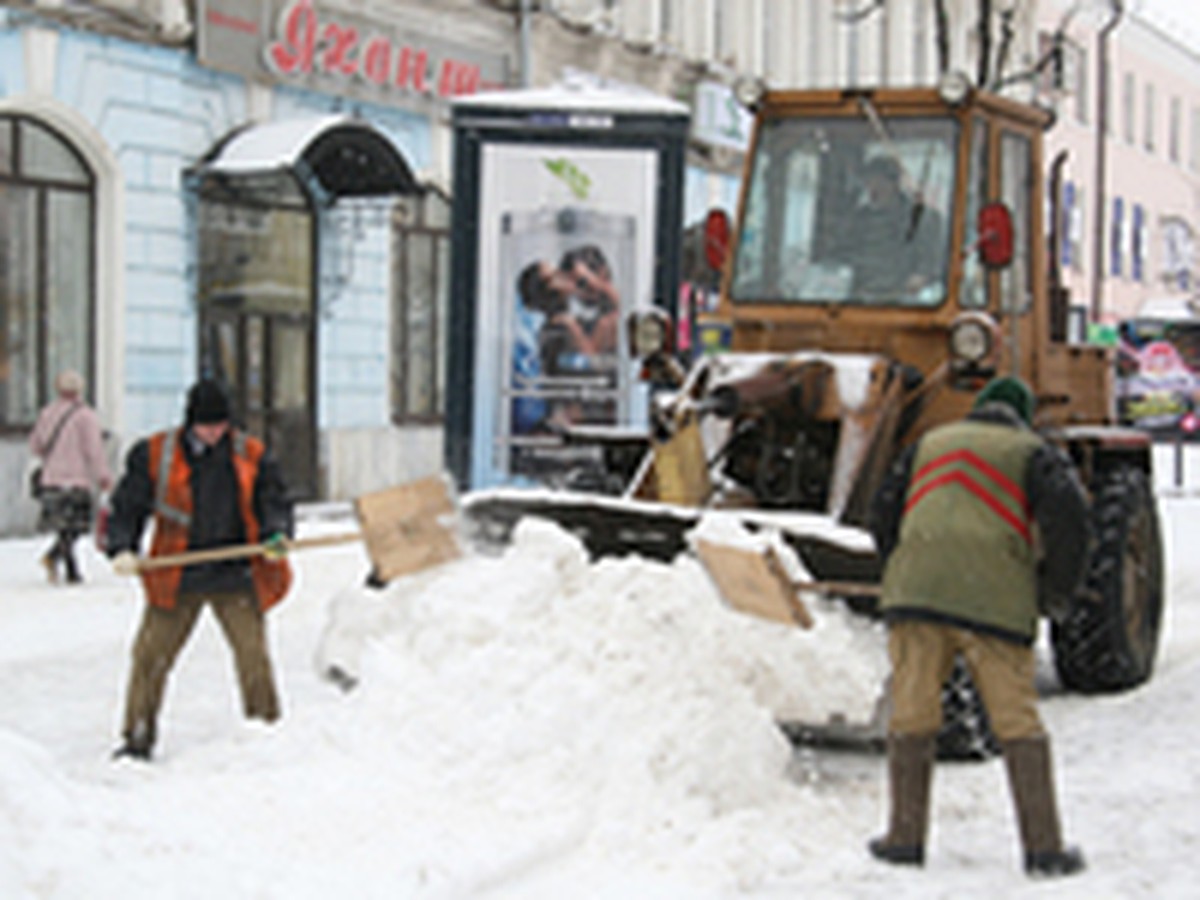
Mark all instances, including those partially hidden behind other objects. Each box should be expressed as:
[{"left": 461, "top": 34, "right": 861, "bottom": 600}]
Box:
[{"left": 471, "top": 143, "right": 658, "bottom": 488}]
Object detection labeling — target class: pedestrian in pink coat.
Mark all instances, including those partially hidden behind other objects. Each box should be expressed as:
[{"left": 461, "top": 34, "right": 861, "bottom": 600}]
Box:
[{"left": 28, "top": 370, "right": 112, "bottom": 583}]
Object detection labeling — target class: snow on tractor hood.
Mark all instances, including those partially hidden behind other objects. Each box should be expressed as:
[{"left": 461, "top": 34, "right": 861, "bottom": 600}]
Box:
[{"left": 705, "top": 351, "right": 883, "bottom": 413}]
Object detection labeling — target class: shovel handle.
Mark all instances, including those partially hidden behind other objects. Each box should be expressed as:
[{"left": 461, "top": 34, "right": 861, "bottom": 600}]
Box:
[
  {"left": 792, "top": 579, "right": 883, "bottom": 597},
  {"left": 134, "top": 531, "right": 363, "bottom": 573}
]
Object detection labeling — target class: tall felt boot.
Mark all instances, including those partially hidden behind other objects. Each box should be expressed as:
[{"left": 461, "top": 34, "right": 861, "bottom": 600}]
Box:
[
  {"left": 61, "top": 533, "right": 82, "bottom": 584},
  {"left": 868, "top": 732, "right": 936, "bottom": 866},
  {"left": 1002, "top": 735, "right": 1085, "bottom": 877}
]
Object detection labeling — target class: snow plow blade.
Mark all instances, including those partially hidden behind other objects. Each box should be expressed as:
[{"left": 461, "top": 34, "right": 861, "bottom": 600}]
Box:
[{"left": 463, "top": 487, "right": 883, "bottom": 597}]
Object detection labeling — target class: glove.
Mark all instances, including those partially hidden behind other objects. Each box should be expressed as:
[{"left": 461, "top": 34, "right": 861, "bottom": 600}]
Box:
[
  {"left": 262, "top": 533, "right": 289, "bottom": 562},
  {"left": 111, "top": 551, "right": 140, "bottom": 577}
]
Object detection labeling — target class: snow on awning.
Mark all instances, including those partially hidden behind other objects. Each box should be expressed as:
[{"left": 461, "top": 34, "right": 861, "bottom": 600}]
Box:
[{"left": 193, "top": 115, "right": 419, "bottom": 201}]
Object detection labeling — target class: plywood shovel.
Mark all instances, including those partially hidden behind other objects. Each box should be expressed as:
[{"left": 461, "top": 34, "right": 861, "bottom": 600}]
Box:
[
  {"left": 130, "top": 474, "right": 462, "bottom": 581},
  {"left": 695, "top": 538, "right": 882, "bottom": 629}
]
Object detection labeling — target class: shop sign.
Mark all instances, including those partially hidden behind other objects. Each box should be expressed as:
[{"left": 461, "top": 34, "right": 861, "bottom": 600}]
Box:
[
  {"left": 692, "top": 81, "right": 752, "bottom": 152},
  {"left": 198, "top": 0, "right": 509, "bottom": 106}
]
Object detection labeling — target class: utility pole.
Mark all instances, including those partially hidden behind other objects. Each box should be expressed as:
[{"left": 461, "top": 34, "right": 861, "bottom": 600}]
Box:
[{"left": 1091, "top": 1, "right": 1124, "bottom": 323}]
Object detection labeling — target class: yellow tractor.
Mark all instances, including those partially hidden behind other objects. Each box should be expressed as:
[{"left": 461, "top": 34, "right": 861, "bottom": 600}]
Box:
[{"left": 467, "top": 79, "right": 1164, "bottom": 757}]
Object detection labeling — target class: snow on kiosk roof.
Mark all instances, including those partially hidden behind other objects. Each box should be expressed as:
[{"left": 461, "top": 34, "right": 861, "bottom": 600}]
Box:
[
  {"left": 192, "top": 114, "right": 420, "bottom": 200},
  {"left": 452, "top": 83, "right": 689, "bottom": 118}
]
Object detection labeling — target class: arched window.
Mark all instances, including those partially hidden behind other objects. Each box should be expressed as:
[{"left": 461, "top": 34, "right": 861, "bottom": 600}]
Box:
[{"left": 0, "top": 115, "right": 96, "bottom": 427}]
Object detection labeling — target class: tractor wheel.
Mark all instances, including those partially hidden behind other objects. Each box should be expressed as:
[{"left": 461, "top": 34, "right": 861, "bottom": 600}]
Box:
[
  {"left": 936, "top": 659, "right": 1000, "bottom": 761},
  {"left": 1051, "top": 466, "right": 1164, "bottom": 692}
]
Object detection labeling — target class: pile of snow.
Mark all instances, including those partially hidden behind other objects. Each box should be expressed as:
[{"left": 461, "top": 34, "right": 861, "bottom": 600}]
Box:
[{"left": 319, "top": 514, "right": 887, "bottom": 775}]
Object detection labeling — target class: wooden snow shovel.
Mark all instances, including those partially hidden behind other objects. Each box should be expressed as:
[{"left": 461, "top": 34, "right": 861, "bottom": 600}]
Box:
[
  {"left": 131, "top": 474, "right": 462, "bottom": 582},
  {"left": 694, "top": 538, "right": 882, "bottom": 629}
]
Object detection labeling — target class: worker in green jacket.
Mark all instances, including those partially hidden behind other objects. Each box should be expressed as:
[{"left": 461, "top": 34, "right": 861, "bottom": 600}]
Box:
[{"left": 866, "top": 376, "right": 1091, "bottom": 877}]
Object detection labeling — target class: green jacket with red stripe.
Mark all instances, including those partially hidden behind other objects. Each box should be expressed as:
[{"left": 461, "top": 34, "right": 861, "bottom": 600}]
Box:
[{"left": 869, "top": 404, "right": 1090, "bottom": 644}]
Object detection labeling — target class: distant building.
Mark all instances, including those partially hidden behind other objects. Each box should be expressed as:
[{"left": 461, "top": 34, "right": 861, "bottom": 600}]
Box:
[{"left": 1038, "top": 0, "right": 1200, "bottom": 324}]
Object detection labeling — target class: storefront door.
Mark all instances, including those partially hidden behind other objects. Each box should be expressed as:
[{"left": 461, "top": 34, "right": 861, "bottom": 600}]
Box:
[
  {"left": 201, "top": 307, "right": 315, "bottom": 497},
  {"left": 197, "top": 196, "right": 318, "bottom": 499}
]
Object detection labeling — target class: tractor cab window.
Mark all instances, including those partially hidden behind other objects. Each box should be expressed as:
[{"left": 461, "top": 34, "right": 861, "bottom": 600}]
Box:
[
  {"left": 731, "top": 114, "right": 958, "bottom": 307},
  {"left": 960, "top": 118, "right": 991, "bottom": 309},
  {"left": 999, "top": 131, "right": 1034, "bottom": 313}
]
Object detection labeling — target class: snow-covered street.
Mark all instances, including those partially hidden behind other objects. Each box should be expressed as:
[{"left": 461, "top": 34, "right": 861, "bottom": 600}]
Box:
[{"left": 1, "top": 463, "right": 1198, "bottom": 898}]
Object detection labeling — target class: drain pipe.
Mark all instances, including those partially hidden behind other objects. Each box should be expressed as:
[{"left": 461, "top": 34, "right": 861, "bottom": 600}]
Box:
[
  {"left": 1090, "top": 0, "right": 1123, "bottom": 323},
  {"left": 518, "top": 0, "right": 532, "bottom": 87}
]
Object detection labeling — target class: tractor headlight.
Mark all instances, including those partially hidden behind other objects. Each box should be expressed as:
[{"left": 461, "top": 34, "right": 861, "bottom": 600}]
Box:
[
  {"left": 937, "top": 70, "right": 973, "bottom": 107},
  {"left": 733, "top": 76, "right": 766, "bottom": 111},
  {"left": 949, "top": 313, "right": 996, "bottom": 365}
]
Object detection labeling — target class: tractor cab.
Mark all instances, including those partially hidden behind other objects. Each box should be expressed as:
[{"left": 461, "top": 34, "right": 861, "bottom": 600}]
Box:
[{"left": 706, "top": 84, "right": 1111, "bottom": 437}]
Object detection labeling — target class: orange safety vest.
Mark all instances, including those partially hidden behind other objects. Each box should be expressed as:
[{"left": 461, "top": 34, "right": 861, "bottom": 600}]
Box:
[{"left": 141, "top": 428, "right": 292, "bottom": 611}]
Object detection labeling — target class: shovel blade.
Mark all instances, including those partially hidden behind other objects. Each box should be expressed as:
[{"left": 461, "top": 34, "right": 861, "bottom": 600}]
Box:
[
  {"left": 355, "top": 474, "right": 462, "bottom": 583},
  {"left": 695, "top": 539, "right": 813, "bottom": 628}
]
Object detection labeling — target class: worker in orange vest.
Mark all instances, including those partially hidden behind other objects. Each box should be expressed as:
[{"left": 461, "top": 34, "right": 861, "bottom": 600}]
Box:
[{"left": 106, "top": 379, "right": 293, "bottom": 761}]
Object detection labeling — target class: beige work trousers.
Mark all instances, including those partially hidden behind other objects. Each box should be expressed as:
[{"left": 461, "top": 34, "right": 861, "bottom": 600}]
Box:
[
  {"left": 121, "top": 590, "right": 280, "bottom": 747},
  {"left": 887, "top": 620, "right": 1044, "bottom": 741}
]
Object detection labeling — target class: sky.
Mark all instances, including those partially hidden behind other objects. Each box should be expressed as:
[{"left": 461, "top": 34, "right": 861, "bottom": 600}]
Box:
[
  {"left": 1, "top": 445, "right": 1200, "bottom": 898},
  {"left": 1130, "top": 0, "right": 1200, "bottom": 44}
]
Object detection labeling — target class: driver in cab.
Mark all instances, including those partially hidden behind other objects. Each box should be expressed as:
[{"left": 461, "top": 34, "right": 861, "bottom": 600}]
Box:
[{"left": 840, "top": 156, "right": 944, "bottom": 301}]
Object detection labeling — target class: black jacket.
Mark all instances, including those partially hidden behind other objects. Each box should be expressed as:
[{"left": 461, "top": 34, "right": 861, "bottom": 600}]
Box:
[{"left": 107, "top": 428, "right": 293, "bottom": 595}]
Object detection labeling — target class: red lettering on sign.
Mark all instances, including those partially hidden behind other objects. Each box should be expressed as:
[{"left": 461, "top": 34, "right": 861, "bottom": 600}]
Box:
[
  {"left": 320, "top": 23, "right": 360, "bottom": 76},
  {"left": 266, "top": 0, "right": 316, "bottom": 75},
  {"left": 437, "top": 59, "right": 481, "bottom": 96},
  {"left": 261, "top": 1, "right": 488, "bottom": 99},
  {"left": 396, "top": 46, "right": 429, "bottom": 93},
  {"left": 362, "top": 37, "right": 391, "bottom": 86},
  {"left": 458, "top": 64, "right": 482, "bottom": 95}
]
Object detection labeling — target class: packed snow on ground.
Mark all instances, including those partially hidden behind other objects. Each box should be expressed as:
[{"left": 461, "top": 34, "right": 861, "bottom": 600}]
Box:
[{"left": 2, "top": 466, "right": 1199, "bottom": 897}]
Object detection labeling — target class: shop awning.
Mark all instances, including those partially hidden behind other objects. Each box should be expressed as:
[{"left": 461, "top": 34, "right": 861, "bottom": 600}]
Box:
[{"left": 192, "top": 115, "right": 420, "bottom": 203}]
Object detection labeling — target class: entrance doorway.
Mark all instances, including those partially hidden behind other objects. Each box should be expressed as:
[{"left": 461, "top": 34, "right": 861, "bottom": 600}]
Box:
[
  {"left": 201, "top": 307, "right": 314, "bottom": 497},
  {"left": 190, "top": 116, "right": 421, "bottom": 500},
  {"left": 196, "top": 195, "right": 318, "bottom": 497}
]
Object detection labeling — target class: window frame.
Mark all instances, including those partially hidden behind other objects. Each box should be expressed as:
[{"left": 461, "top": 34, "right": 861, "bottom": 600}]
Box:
[
  {"left": 0, "top": 114, "right": 96, "bottom": 432},
  {"left": 390, "top": 185, "right": 451, "bottom": 425}
]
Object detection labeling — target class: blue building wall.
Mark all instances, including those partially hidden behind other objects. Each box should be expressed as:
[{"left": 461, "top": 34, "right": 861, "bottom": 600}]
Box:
[
  {"left": 4, "top": 22, "right": 431, "bottom": 438},
  {"left": 56, "top": 33, "right": 246, "bottom": 433},
  {"left": 0, "top": 17, "right": 25, "bottom": 95}
]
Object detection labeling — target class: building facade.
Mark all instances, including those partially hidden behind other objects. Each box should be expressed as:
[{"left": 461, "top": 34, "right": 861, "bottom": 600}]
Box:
[
  {"left": 0, "top": 0, "right": 1039, "bottom": 535},
  {"left": 1038, "top": 1, "right": 1200, "bottom": 325}
]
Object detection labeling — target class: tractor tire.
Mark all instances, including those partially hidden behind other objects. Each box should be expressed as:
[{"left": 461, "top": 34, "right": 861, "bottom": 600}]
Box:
[
  {"left": 1051, "top": 466, "right": 1165, "bottom": 693},
  {"left": 936, "top": 658, "right": 1000, "bottom": 761}
]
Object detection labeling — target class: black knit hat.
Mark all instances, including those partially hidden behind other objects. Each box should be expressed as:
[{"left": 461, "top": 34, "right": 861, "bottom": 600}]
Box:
[{"left": 186, "top": 379, "right": 231, "bottom": 425}]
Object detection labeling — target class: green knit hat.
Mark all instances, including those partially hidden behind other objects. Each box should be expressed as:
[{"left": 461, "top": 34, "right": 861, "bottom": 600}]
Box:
[{"left": 974, "top": 376, "right": 1034, "bottom": 425}]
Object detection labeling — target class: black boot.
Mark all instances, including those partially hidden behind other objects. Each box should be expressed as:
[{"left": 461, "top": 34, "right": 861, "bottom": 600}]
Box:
[
  {"left": 1025, "top": 847, "right": 1086, "bottom": 877},
  {"left": 112, "top": 719, "right": 155, "bottom": 762},
  {"left": 112, "top": 741, "right": 152, "bottom": 762},
  {"left": 868, "top": 732, "right": 936, "bottom": 866},
  {"left": 1003, "top": 736, "right": 1086, "bottom": 878},
  {"left": 61, "top": 532, "right": 82, "bottom": 583}
]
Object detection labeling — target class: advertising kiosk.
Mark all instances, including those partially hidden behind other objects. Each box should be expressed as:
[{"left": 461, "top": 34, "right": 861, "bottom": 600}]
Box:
[{"left": 446, "top": 85, "right": 689, "bottom": 491}]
